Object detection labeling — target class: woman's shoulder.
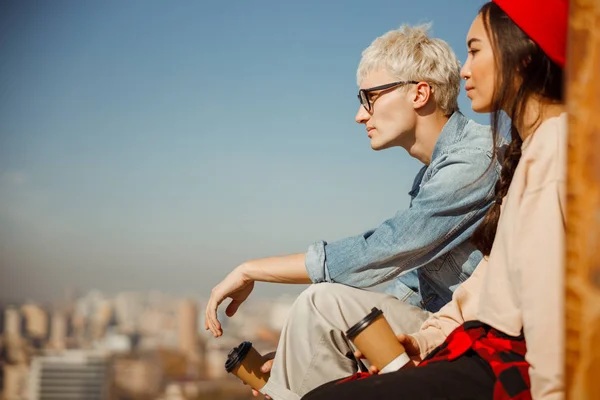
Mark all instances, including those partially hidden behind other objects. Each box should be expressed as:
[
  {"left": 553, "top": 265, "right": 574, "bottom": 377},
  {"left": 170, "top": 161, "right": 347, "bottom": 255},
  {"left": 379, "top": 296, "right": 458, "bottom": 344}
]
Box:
[{"left": 520, "top": 112, "right": 567, "bottom": 189}]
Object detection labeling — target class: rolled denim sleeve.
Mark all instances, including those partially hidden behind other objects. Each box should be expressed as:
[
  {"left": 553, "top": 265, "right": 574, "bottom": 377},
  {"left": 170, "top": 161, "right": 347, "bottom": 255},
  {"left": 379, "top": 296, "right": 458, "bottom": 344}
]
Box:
[
  {"left": 306, "top": 149, "right": 498, "bottom": 287},
  {"left": 305, "top": 240, "right": 331, "bottom": 283}
]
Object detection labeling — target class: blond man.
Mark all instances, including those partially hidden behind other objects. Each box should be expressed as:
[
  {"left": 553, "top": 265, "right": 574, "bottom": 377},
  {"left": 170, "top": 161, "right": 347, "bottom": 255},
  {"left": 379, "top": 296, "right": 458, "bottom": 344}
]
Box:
[{"left": 206, "top": 25, "right": 501, "bottom": 400}]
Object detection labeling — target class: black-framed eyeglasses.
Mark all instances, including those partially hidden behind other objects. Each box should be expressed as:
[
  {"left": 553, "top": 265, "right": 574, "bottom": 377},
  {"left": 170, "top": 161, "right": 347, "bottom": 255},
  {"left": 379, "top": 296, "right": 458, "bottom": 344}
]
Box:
[{"left": 357, "top": 80, "right": 420, "bottom": 112}]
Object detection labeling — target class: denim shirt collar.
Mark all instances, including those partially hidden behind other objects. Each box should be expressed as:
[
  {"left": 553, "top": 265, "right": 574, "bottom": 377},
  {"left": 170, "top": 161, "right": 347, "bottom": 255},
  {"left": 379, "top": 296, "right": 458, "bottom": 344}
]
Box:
[{"left": 430, "top": 111, "right": 470, "bottom": 162}]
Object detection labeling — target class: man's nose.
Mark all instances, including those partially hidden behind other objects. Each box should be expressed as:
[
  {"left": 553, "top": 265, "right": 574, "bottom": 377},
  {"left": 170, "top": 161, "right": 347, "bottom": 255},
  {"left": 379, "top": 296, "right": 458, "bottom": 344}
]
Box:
[{"left": 355, "top": 106, "right": 370, "bottom": 124}]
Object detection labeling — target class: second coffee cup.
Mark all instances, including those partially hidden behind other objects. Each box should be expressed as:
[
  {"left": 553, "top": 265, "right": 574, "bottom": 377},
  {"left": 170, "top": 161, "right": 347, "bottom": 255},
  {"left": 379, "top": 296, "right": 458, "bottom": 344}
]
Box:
[
  {"left": 225, "top": 341, "right": 270, "bottom": 391},
  {"left": 345, "top": 307, "right": 410, "bottom": 373}
]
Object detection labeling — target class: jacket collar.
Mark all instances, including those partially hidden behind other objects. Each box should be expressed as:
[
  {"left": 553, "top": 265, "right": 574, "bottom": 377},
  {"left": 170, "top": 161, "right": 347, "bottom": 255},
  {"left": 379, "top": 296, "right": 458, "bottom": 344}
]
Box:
[{"left": 430, "top": 111, "right": 470, "bottom": 162}]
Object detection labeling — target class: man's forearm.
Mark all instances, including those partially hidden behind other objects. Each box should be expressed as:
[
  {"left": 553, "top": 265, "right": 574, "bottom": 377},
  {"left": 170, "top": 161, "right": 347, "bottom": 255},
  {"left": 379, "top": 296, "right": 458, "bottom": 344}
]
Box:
[{"left": 240, "top": 253, "right": 313, "bottom": 284}]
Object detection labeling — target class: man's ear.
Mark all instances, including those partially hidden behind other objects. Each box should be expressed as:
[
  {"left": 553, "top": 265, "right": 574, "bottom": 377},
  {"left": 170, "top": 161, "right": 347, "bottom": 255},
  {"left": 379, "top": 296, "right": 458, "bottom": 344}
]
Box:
[{"left": 413, "top": 82, "right": 432, "bottom": 110}]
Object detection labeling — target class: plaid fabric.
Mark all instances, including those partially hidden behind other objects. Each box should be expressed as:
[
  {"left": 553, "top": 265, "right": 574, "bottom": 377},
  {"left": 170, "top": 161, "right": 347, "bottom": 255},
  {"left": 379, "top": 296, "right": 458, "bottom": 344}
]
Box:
[
  {"left": 420, "top": 320, "right": 531, "bottom": 400},
  {"left": 336, "top": 371, "right": 372, "bottom": 385}
]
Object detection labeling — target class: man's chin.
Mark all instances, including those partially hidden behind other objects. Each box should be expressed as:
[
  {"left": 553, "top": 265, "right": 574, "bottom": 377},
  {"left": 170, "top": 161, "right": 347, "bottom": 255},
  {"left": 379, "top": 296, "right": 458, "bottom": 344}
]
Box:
[{"left": 370, "top": 141, "right": 388, "bottom": 151}]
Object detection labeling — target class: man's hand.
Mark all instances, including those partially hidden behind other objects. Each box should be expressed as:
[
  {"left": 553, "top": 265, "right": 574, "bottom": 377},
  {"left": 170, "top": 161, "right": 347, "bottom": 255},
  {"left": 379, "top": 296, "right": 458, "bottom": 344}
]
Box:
[
  {"left": 251, "top": 351, "right": 275, "bottom": 398},
  {"left": 205, "top": 266, "right": 254, "bottom": 337},
  {"left": 205, "top": 253, "right": 311, "bottom": 337},
  {"left": 354, "top": 333, "right": 423, "bottom": 374}
]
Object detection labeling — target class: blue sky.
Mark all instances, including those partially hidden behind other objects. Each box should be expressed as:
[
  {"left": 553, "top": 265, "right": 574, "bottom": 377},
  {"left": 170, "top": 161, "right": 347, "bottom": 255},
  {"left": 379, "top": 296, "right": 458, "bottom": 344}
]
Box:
[{"left": 0, "top": 0, "right": 487, "bottom": 302}]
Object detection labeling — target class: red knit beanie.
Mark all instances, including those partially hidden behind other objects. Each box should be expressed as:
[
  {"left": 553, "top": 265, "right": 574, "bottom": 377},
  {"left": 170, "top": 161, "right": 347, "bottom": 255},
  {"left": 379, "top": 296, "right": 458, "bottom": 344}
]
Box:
[{"left": 492, "top": 0, "right": 569, "bottom": 68}]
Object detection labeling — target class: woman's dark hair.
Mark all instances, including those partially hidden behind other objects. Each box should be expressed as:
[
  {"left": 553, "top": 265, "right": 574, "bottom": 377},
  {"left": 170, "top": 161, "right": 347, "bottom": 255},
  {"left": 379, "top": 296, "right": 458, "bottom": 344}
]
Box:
[{"left": 471, "top": 2, "right": 564, "bottom": 256}]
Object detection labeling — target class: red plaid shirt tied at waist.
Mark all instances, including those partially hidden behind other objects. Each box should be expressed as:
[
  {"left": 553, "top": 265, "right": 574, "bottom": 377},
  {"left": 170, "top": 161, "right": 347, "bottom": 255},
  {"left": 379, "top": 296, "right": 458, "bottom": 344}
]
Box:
[
  {"left": 420, "top": 320, "right": 530, "bottom": 400},
  {"left": 338, "top": 320, "right": 531, "bottom": 400}
]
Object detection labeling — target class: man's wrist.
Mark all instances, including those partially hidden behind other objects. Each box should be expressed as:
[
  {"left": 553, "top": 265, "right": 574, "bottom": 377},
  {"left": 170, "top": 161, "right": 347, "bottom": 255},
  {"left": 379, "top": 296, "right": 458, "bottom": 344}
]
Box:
[{"left": 237, "top": 261, "right": 255, "bottom": 282}]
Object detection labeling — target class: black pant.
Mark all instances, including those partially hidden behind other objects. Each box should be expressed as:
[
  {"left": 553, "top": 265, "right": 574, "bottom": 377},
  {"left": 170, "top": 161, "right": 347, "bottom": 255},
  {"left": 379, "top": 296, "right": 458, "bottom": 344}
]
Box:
[{"left": 302, "top": 351, "right": 495, "bottom": 400}]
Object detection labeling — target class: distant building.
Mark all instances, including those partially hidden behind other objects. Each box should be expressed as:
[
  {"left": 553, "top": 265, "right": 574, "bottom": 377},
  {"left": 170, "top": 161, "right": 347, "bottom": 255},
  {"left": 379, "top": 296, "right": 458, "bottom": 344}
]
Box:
[
  {"left": 49, "top": 312, "right": 67, "bottom": 350},
  {"left": 113, "top": 292, "right": 143, "bottom": 334},
  {"left": 162, "top": 382, "right": 185, "bottom": 400},
  {"left": 21, "top": 304, "right": 48, "bottom": 340},
  {"left": 2, "top": 364, "right": 29, "bottom": 400},
  {"left": 112, "top": 355, "right": 162, "bottom": 398},
  {"left": 95, "top": 328, "right": 131, "bottom": 352},
  {"left": 177, "top": 299, "right": 198, "bottom": 355},
  {"left": 28, "top": 351, "right": 110, "bottom": 400},
  {"left": 205, "top": 337, "right": 239, "bottom": 380},
  {"left": 3, "top": 307, "right": 22, "bottom": 338},
  {"left": 139, "top": 308, "right": 165, "bottom": 336}
]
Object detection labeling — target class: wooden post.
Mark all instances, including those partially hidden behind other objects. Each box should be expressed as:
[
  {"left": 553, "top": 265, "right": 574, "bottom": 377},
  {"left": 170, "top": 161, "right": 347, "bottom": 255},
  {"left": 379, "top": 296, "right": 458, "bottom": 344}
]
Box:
[{"left": 565, "top": 0, "right": 600, "bottom": 399}]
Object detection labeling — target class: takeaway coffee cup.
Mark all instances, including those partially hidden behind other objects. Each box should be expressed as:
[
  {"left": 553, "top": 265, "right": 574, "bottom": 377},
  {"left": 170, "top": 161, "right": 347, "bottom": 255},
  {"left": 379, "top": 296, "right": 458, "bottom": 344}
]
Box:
[
  {"left": 225, "top": 341, "right": 270, "bottom": 390},
  {"left": 345, "top": 307, "right": 410, "bottom": 373}
]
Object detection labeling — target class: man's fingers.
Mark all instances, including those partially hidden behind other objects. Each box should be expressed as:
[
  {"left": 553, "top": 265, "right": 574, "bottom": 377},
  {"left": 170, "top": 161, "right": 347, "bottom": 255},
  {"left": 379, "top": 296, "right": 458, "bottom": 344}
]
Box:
[
  {"left": 205, "top": 305, "right": 216, "bottom": 334},
  {"left": 205, "top": 303, "right": 217, "bottom": 336},
  {"left": 210, "top": 313, "right": 222, "bottom": 337},
  {"left": 205, "top": 295, "right": 224, "bottom": 337},
  {"left": 354, "top": 349, "right": 364, "bottom": 359},
  {"left": 225, "top": 299, "right": 241, "bottom": 317}
]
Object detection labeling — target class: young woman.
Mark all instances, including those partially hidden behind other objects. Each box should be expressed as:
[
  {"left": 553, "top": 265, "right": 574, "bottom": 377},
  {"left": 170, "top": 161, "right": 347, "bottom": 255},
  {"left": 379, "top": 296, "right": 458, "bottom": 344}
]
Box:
[{"left": 302, "top": 0, "right": 568, "bottom": 399}]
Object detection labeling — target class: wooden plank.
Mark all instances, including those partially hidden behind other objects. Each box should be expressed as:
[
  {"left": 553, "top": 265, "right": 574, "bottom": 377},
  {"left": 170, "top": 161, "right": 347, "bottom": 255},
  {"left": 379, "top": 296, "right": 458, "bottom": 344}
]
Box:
[{"left": 565, "top": 0, "right": 600, "bottom": 399}]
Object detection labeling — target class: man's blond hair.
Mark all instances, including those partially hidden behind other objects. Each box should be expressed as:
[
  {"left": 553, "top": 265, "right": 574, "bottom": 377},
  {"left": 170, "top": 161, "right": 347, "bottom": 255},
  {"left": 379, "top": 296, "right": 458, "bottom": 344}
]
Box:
[{"left": 357, "top": 24, "right": 461, "bottom": 116}]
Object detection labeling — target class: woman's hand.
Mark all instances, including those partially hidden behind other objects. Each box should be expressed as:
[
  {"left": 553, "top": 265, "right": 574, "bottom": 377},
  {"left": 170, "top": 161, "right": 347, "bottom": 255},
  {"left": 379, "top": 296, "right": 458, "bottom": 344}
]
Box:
[
  {"left": 353, "top": 333, "right": 423, "bottom": 374},
  {"left": 205, "top": 266, "right": 254, "bottom": 337},
  {"left": 251, "top": 351, "right": 275, "bottom": 398}
]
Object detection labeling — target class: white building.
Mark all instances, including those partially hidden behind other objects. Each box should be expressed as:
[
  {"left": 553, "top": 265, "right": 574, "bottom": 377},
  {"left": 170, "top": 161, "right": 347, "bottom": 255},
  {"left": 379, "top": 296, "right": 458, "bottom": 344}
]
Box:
[{"left": 28, "top": 351, "right": 110, "bottom": 400}]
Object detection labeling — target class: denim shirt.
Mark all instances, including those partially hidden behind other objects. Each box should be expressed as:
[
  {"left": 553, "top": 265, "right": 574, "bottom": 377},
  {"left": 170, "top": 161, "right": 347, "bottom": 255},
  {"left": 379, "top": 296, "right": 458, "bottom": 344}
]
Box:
[{"left": 304, "top": 111, "right": 501, "bottom": 312}]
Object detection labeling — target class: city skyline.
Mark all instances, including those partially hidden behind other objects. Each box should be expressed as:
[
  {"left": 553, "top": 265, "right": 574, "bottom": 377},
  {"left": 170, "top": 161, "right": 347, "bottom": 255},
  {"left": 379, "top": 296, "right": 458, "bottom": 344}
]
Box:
[
  {"left": 0, "top": 0, "right": 488, "bottom": 302},
  {"left": 1, "top": 287, "right": 289, "bottom": 399}
]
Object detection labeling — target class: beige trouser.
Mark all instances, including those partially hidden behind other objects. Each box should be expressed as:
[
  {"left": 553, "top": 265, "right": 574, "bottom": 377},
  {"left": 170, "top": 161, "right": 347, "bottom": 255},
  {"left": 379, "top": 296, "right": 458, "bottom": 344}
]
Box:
[{"left": 261, "top": 283, "right": 431, "bottom": 400}]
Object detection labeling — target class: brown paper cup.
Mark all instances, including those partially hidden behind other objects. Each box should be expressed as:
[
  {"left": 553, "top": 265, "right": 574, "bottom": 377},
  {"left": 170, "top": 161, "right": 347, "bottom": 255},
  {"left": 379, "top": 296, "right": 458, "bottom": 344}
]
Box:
[
  {"left": 346, "top": 308, "right": 409, "bottom": 373},
  {"left": 225, "top": 341, "right": 270, "bottom": 390}
]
